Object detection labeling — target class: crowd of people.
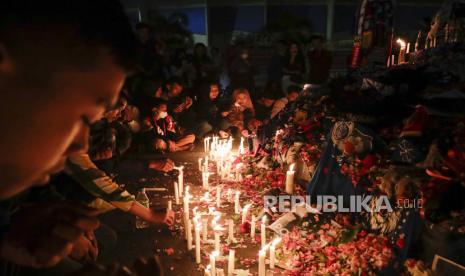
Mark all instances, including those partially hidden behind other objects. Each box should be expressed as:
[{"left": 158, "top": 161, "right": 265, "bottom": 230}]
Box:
[{"left": 125, "top": 22, "right": 333, "bottom": 154}]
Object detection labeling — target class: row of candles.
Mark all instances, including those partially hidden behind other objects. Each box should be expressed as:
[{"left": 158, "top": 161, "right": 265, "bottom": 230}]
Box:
[
  {"left": 388, "top": 36, "right": 442, "bottom": 67},
  {"left": 170, "top": 136, "right": 296, "bottom": 275}
]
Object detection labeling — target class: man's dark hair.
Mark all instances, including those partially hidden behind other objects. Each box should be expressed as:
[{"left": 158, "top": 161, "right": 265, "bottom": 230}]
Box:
[{"left": 0, "top": 0, "right": 138, "bottom": 73}]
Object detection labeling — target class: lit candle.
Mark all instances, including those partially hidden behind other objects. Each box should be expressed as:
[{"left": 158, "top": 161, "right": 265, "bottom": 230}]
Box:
[
  {"left": 250, "top": 215, "right": 256, "bottom": 239},
  {"left": 285, "top": 163, "right": 295, "bottom": 194},
  {"left": 174, "top": 166, "right": 184, "bottom": 197},
  {"left": 204, "top": 137, "right": 209, "bottom": 153},
  {"left": 187, "top": 220, "right": 193, "bottom": 250},
  {"left": 261, "top": 216, "right": 267, "bottom": 248},
  {"left": 392, "top": 54, "right": 395, "bottom": 66},
  {"left": 195, "top": 223, "right": 201, "bottom": 263},
  {"left": 204, "top": 156, "right": 209, "bottom": 172},
  {"left": 241, "top": 203, "right": 252, "bottom": 224},
  {"left": 258, "top": 248, "right": 266, "bottom": 276},
  {"left": 199, "top": 158, "right": 203, "bottom": 171},
  {"left": 234, "top": 191, "right": 241, "bottom": 214},
  {"left": 396, "top": 38, "right": 406, "bottom": 64},
  {"left": 167, "top": 200, "right": 172, "bottom": 211},
  {"left": 228, "top": 249, "right": 235, "bottom": 276},
  {"left": 174, "top": 181, "right": 180, "bottom": 204},
  {"left": 216, "top": 186, "right": 221, "bottom": 208},
  {"left": 406, "top": 42, "right": 410, "bottom": 54},
  {"left": 210, "top": 251, "right": 219, "bottom": 276},
  {"left": 212, "top": 214, "right": 222, "bottom": 254},
  {"left": 270, "top": 237, "right": 282, "bottom": 269},
  {"left": 227, "top": 219, "right": 234, "bottom": 243}
]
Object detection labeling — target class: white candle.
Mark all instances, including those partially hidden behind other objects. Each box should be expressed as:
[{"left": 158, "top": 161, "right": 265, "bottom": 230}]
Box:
[
  {"left": 258, "top": 248, "right": 266, "bottom": 276},
  {"left": 241, "top": 204, "right": 252, "bottom": 224},
  {"left": 227, "top": 219, "right": 234, "bottom": 243},
  {"left": 202, "top": 217, "right": 208, "bottom": 241},
  {"left": 228, "top": 250, "right": 235, "bottom": 276},
  {"left": 210, "top": 251, "right": 219, "bottom": 276},
  {"left": 239, "top": 137, "right": 244, "bottom": 154},
  {"left": 270, "top": 237, "right": 282, "bottom": 269},
  {"left": 199, "top": 158, "right": 203, "bottom": 171},
  {"left": 227, "top": 189, "right": 232, "bottom": 202},
  {"left": 216, "top": 186, "right": 221, "bottom": 208},
  {"left": 285, "top": 163, "right": 295, "bottom": 194},
  {"left": 204, "top": 156, "right": 209, "bottom": 171},
  {"left": 406, "top": 42, "right": 410, "bottom": 54},
  {"left": 195, "top": 223, "right": 201, "bottom": 263},
  {"left": 187, "top": 220, "right": 193, "bottom": 250},
  {"left": 234, "top": 191, "right": 241, "bottom": 214},
  {"left": 167, "top": 200, "right": 172, "bottom": 211},
  {"left": 392, "top": 54, "right": 395, "bottom": 66},
  {"left": 250, "top": 215, "right": 256, "bottom": 238},
  {"left": 261, "top": 216, "right": 267, "bottom": 248},
  {"left": 177, "top": 167, "right": 184, "bottom": 197},
  {"left": 174, "top": 181, "right": 180, "bottom": 204}
]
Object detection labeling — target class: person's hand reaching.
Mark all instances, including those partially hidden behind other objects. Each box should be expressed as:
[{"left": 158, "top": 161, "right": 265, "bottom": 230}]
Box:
[{"left": 148, "top": 159, "right": 174, "bottom": 173}]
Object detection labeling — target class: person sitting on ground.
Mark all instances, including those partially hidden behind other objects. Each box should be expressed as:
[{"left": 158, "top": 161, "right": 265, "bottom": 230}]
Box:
[
  {"left": 144, "top": 101, "right": 196, "bottom": 152},
  {"left": 271, "top": 85, "right": 301, "bottom": 119},
  {"left": 161, "top": 77, "right": 196, "bottom": 131},
  {"left": 195, "top": 81, "right": 223, "bottom": 138},
  {"left": 220, "top": 88, "right": 255, "bottom": 138}
]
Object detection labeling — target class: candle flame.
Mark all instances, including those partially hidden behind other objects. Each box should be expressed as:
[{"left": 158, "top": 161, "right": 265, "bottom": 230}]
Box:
[
  {"left": 396, "top": 38, "right": 406, "bottom": 48},
  {"left": 211, "top": 250, "right": 219, "bottom": 257}
]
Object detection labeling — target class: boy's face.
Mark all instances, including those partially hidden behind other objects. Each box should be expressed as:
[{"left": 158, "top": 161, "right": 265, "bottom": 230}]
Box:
[{"left": 0, "top": 52, "right": 125, "bottom": 200}]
